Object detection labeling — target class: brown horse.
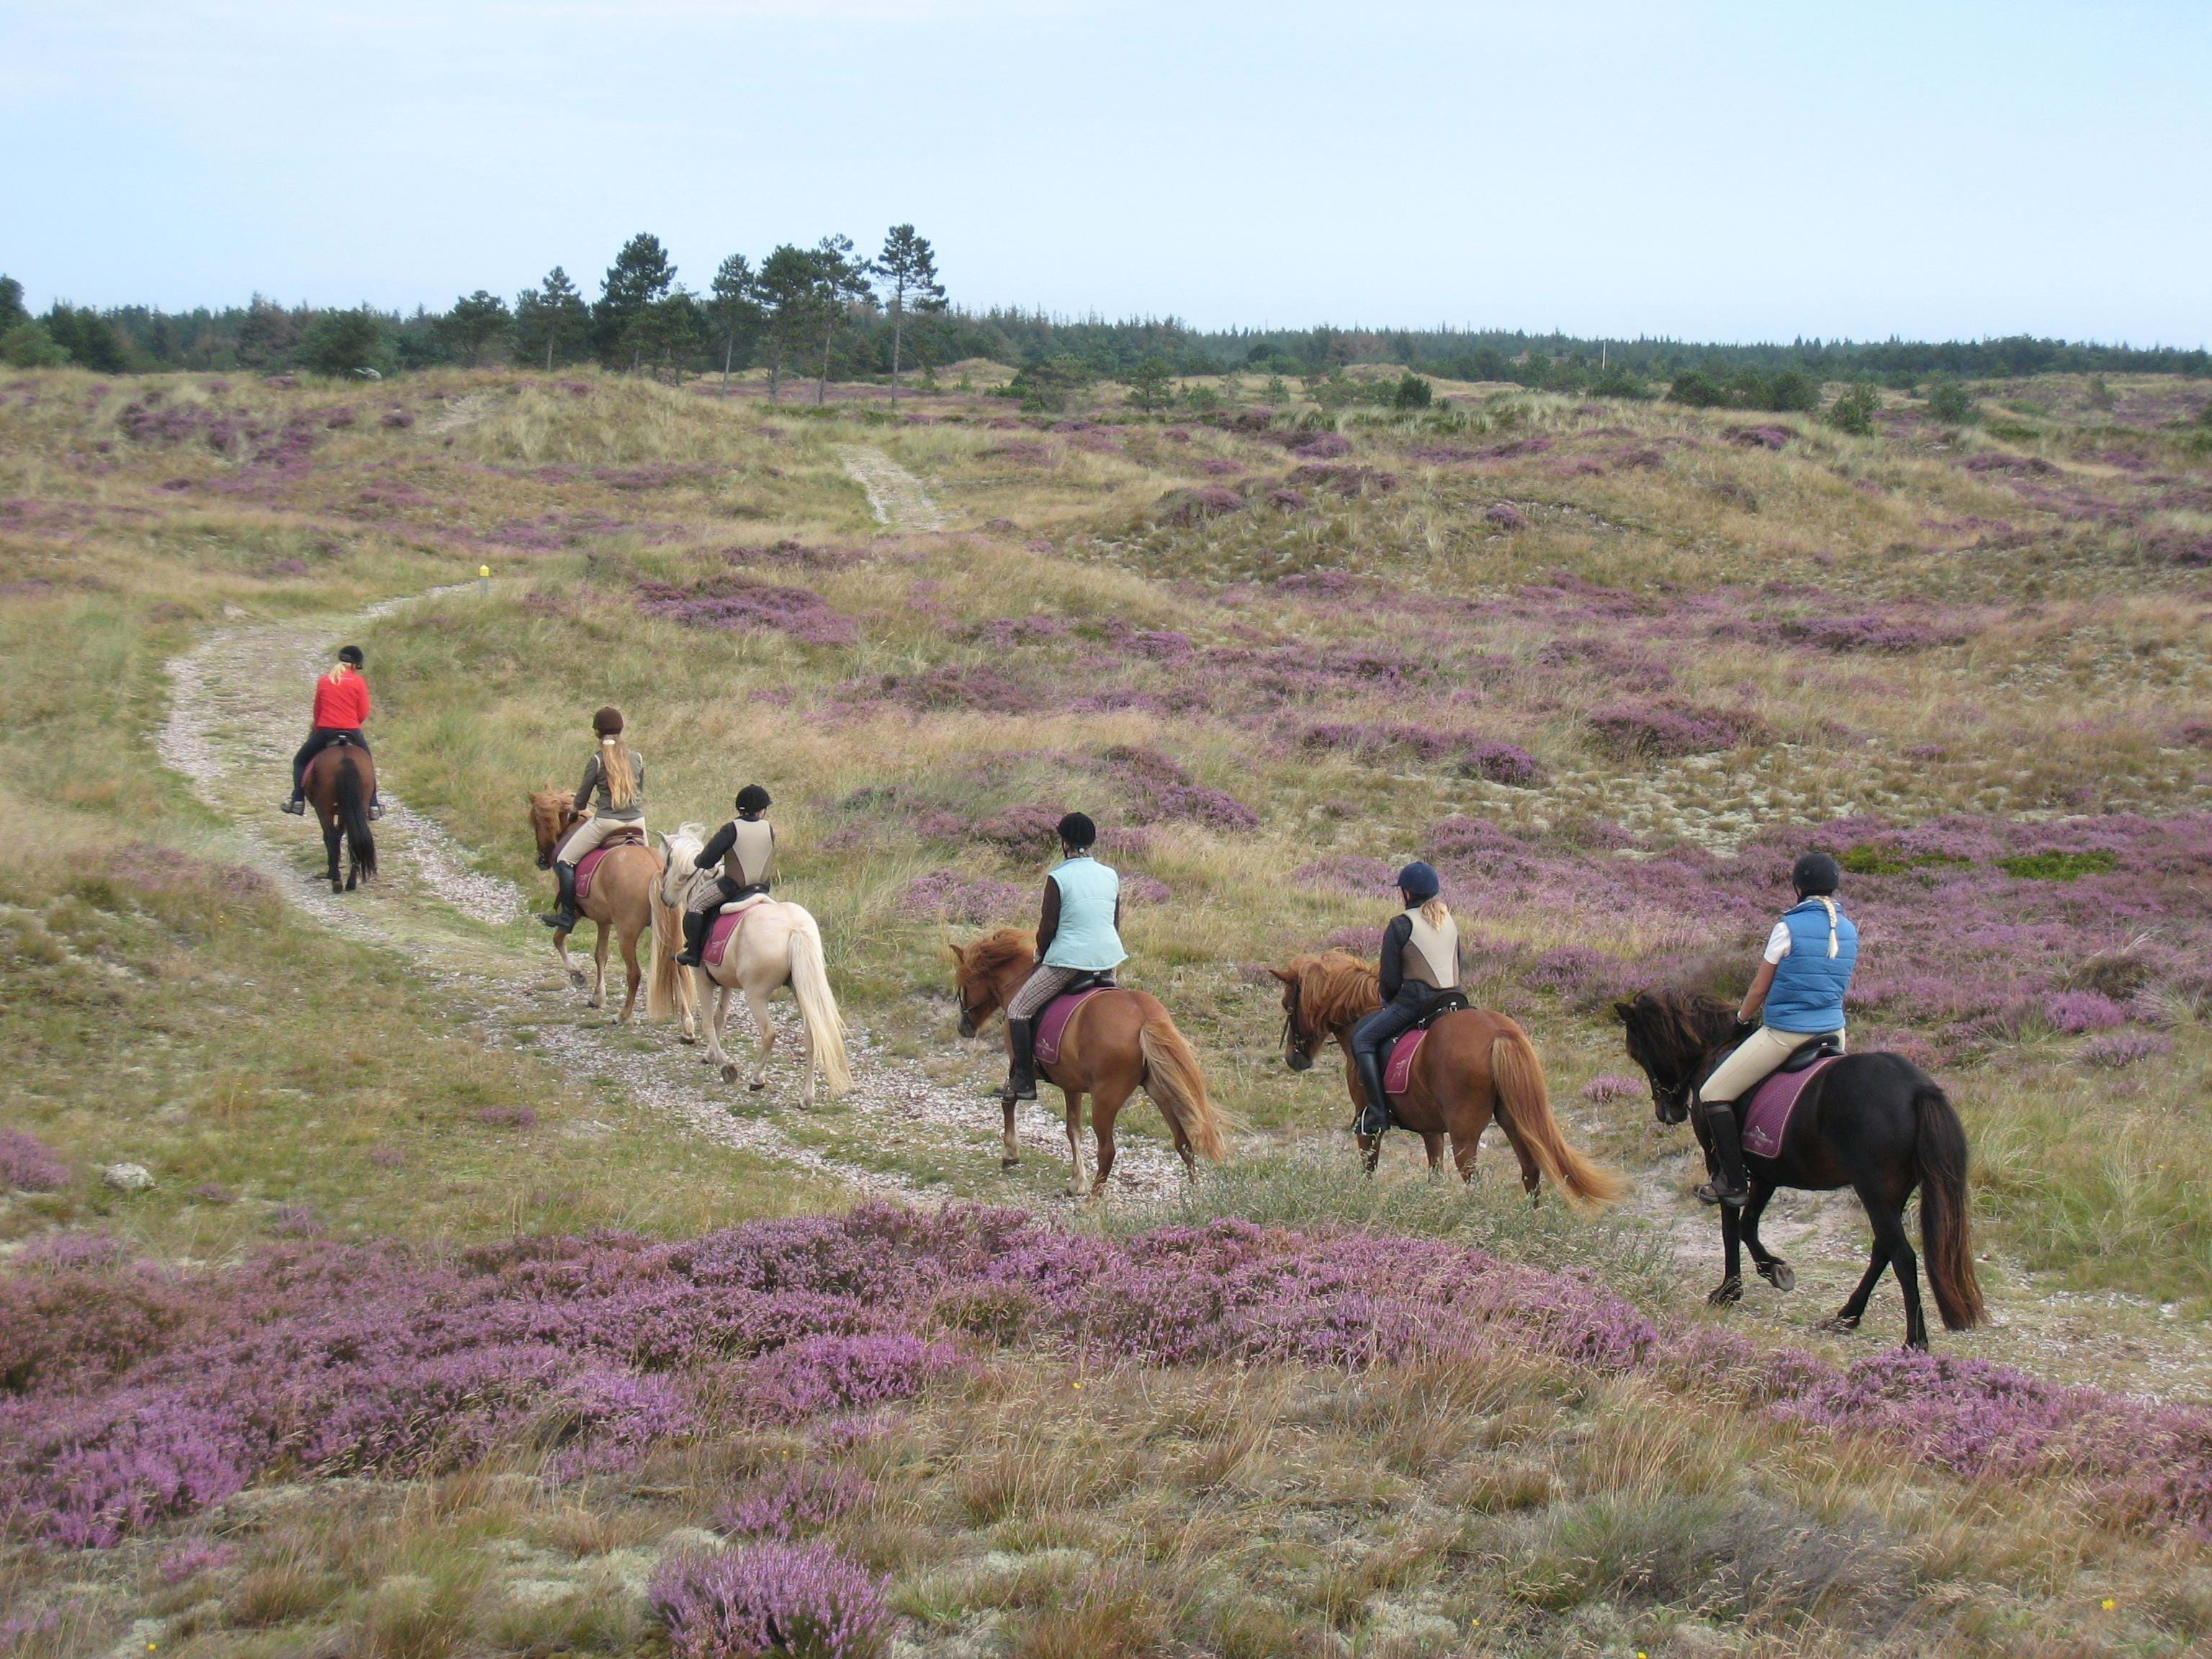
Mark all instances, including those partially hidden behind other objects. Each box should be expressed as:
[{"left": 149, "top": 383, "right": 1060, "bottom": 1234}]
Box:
[
  {"left": 303, "top": 739, "right": 376, "bottom": 893},
  {"left": 949, "top": 929, "right": 1228, "bottom": 1197},
  {"left": 527, "top": 790, "right": 662, "bottom": 1023},
  {"left": 1271, "top": 951, "right": 1624, "bottom": 1210}
]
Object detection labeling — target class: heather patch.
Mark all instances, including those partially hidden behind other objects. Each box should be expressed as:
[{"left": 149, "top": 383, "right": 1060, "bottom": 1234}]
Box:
[
  {"left": 1587, "top": 699, "right": 1768, "bottom": 760},
  {"left": 1154, "top": 485, "right": 1242, "bottom": 525},
  {"left": 898, "top": 869, "right": 1027, "bottom": 923},
  {"left": 652, "top": 1541, "right": 890, "bottom": 1659},
  {"left": 1285, "top": 462, "right": 1401, "bottom": 496},
  {"left": 636, "top": 577, "right": 858, "bottom": 647},
  {"left": 0, "top": 1129, "right": 71, "bottom": 1193},
  {"left": 1776, "top": 613, "right": 1959, "bottom": 653},
  {"left": 1100, "top": 744, "right": 1259, "bottom": 832},
  {"left": 840, "top": 665, "right": 1037, "bottom": 715}
]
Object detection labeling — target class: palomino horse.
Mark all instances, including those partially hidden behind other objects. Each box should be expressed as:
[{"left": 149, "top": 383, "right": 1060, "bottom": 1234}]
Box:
[
  {"left": 526, "top": 790, "right": 661, "bottom": 1024},
  {"left": 303, "top": 739, "right": 377, "bottom": 894},
  {"left": 1614, "top": 989, "right": 1983, "bottom": 1350},
  {"left": 647, "top": 825, "right": 851, "bottom": 1107},
  {"left": 1272, "top": 952, "right": 1624, "bottom": 1209},
  {"left": 950, "top": 930, "right": 1227, "bottom": 1198}
]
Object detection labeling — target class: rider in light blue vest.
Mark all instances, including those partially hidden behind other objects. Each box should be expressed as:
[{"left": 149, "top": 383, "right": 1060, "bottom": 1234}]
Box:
[
  {"left": 1694, "top": 850, "right": 1860, "bottom": 1207},
  {"left": 999, "top": 811, "right": 1125, "bottom": 1104}
]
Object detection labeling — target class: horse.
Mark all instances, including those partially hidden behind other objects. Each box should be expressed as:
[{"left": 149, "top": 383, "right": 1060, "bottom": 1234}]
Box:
[
  {"left": 950, "top": 929, "right": 1227, "bottom": 1198},
  {"left": 646, "top": 825, "right": 851, "bottom": 1107},
  {"left": 303, "top": 739, "right": 377, "bottom": 894},
  {"left": 526, "top": 789, "right": 662, "bottom": 1024},
  {"left": 1272, "top": 951, "right": 1624, "bottom": 1210},
  {"left": 1613, "top": 989, "right": 1984, "bottom": 1351}
]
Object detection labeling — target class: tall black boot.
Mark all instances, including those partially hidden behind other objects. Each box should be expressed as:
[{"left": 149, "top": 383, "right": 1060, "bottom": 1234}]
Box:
[
  {"left": 1694, "top": 1103, "right": 1749, "bottom": 1208},
  {"left": 676, "top": 908, "right": 710, "bottom": 967},
  {"left": 538, "top": 863, "right": 578, "bottom": 930},
  {"left": 1354, "top": 1048, "right": 1392, "bottom": 1138},
  {"left": 1000, "top": 1018, "right": 1038, "bottom": 1104}
]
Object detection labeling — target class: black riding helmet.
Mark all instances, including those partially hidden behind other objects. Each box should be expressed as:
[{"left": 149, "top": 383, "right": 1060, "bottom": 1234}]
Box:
[
  {"left": 337, "top": 644, "right": 364, "bottom": 667},
  {"left": 1056, "top": 811, "right": 1097, "bottom": 850},
  {"left": 1792, "top": 851, "right": 1842, "bottom": 897},
  {"left": 735, "top": 784, "right": 772, "bottom": 817}
]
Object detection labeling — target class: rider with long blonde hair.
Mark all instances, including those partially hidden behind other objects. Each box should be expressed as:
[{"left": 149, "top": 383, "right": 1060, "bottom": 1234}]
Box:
[
  {"left": 539, "top": 706, "right": 647, "bottom": 931},
  {"left": 1349, "top": 861, "right": 1460, "bottom": 1138}
]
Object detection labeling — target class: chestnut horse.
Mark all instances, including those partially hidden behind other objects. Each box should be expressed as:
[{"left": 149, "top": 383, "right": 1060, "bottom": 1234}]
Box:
[
  {"left": 950, "top": 930, "right": 1227, "bottom": 1197},
  {"left": 647, "top": 825, "right": 851, "bottom": 1108},
  {"left": 1272, "top": 952, "right": 1624, "bottom": 1210},
  {"left": 526, "top": 790, "right": 661, "bottom": 1023},
  {"left": 303, "top": 739, "right": 376, "bottom": 894}
]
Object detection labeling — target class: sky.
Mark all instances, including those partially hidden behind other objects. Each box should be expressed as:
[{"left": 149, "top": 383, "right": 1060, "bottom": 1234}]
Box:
[{"left": 5, "top": 1, "right": 2209, "bottom": 346}]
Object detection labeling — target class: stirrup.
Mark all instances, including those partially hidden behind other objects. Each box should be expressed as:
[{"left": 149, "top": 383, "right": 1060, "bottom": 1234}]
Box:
[
  {"left": 999, "top": 1077, "right": 1038, "bottom": 1104},
  {"left": 1356, "top": 1107, "right": 1390, "bottom": 1138},
  {"left": 539, "top": 910, "right": 576, "bottom": 930},
  {"left": 1694, "top": 1180, "right": 1747, "bottom": 1209}
]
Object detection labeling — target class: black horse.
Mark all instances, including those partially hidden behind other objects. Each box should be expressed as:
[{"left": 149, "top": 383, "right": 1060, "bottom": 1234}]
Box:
[{"left": 1613, "top": 989, "right": 1983, "bottom": 1350}]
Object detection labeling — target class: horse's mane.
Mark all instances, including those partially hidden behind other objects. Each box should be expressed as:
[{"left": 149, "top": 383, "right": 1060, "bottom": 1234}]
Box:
[
  {"left": 957, "top": 927, "right": 1036, "bottom": 989},
  {"left": 1614, "top": 988, "right": 1736, "bottom": 1080},
  {"left": 665, "top": 822, "right": 709, "bottom": 866},
  {"left": 1283, "top": 950, "right": 1382, "bottom": 1031}
]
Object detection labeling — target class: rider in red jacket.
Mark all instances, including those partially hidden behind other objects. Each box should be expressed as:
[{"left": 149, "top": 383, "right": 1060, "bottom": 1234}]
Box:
[{"left": 283, "top": 645, "right": 381, "bottom": 817}]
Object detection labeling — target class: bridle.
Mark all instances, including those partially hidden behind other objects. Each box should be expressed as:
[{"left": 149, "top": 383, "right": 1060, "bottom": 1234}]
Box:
[
  {"left": 955, "top": 974, "right": 997, "bottom": 1040},
  {"left": 1279, "top": 977, "right": 1318, "bottom": 1073}
]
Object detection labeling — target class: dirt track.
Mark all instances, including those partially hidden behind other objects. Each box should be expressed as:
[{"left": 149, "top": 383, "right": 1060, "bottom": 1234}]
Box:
[{"left": 155, "top": 451, "right": 1184, "bottom": 1207}]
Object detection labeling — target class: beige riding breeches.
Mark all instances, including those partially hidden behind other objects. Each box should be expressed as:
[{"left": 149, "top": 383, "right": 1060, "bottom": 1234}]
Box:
[
  {"left": 557, "top": 814, "right": 647, "bottom": 866},
  {"left": 1699, "top": 1025, "right": 1845, "bottom": 1107}
]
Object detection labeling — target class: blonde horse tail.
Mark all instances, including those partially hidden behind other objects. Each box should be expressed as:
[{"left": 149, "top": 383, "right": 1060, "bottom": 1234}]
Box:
[
  {"left": 788, "top": 911, "right": 852, "bottom": 1097},
  {"left": 1138, "top": 1012, "right": 1228, "bottom": 1164},
  {"left": 1491, "top": 1025, "right": 1626, "bottom": 1211},
  {"left": 647, "top": 858, "right": 683, "bottom": 1022}
]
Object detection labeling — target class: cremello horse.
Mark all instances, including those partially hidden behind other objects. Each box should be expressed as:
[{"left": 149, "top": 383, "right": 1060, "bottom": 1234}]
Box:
[{"left": 647, "top": 824, "right": 852, "bottom": 1107}]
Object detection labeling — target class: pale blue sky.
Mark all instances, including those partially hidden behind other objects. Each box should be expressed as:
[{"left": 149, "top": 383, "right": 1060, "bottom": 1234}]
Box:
[{"left": 5, "top": 1, "right": 2208, "bottom": 343}]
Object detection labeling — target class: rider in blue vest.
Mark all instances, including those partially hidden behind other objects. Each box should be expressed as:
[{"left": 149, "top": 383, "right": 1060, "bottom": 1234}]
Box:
[
  {"left": 1694, "top": 850, "right": 1859, "bottom": 1207},
  {"left": 999, "top": 811, "right": 1124, "bottom": 1105}
]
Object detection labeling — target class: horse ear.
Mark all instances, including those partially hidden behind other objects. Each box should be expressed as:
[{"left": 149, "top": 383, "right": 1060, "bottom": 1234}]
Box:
[
  {"left": 1611, "top": 998, "right": 1635, "bottom": 1024},
  {"left": 1267, "top": 966, "right": 1295, "bottom": 984}
]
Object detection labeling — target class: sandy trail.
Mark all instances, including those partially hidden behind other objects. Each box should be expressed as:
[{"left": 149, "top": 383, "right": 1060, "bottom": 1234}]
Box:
[
  {"left": 837, "top": 444, "right": 947, "bottom": 531},
  {"left": 156, "top": 482, "right": 1187, "bottom": 1209}
]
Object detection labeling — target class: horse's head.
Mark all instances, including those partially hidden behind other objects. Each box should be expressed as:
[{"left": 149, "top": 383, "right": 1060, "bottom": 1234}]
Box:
[
  {"left": 1613, "top": 989, "right": 1732, "bottom": 1125},
  {"left": 527, "top": 789, "right": 576, "bottom": 869},
  {"left": 657, "top": 824, "right": 710, "bottom": 910},
  {"left": 948, "top": 929, "right": 1033, "bottom": 1038},
  {"left": 1269, "top": 952, "right": 1377, "bottom": 1073}
]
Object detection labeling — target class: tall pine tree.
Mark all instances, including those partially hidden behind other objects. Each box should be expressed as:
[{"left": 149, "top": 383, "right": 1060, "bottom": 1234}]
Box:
[
  {"left": 595, "top": 234, "right": 675, "bottom": 371},
  {"left": 753, "top": 244, "right": 821, "bottom": 404},
  {"left": 809, "top": 234, "right": 870, "bottom": 407},
  {"left": 514, "top": 266, "right": 591, "bottom": 371},
  {"left": 869, "top": 225, "right": 945, "bottom": 404},
  {"left": 707, "top": 254, "right": 760, "bottom": 392}
]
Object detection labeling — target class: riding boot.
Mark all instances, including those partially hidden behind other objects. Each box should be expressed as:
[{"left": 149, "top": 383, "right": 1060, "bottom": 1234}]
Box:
[
  {"left": 676, "top": 908, "right": 710, "bottom": 967},
  {"left": 1694, "top": 1102, "right": 1750, "bottom": 1208},
  {"left": 368, "top": 792, "right": 384, "bottom": 821},
  {"left": 538, "top": 863, "right": 579, "bottom": 930},
  {"left": 1000, "top": 1018, "right": 1038, "bottom": 1105},
  {"left": 281, "top": 794, "right": 305, "bottom": 815},
  {"left": 1354, "top": 1047, "right": 1392, "bottom": 1139}
]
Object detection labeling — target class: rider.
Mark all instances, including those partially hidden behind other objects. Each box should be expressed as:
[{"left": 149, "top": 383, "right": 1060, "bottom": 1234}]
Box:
[
  {"left": 1692, "top": 850, "right": 1858, "bottom": 1208},
  {"left": 1349, "top": 861, "right": 1460, "bottom": 1138},
  {"left": 283, "top": 645, "right": 381, "bottom": 819},
  {"left": 538, "top": 706, "right": 647, "bottom": 931},
  {"left": 999, "top": 811, "right": 1123, "bottom": 1105},
  {"left": 676, "top": 784, "right": 776, "bottom": 967}
]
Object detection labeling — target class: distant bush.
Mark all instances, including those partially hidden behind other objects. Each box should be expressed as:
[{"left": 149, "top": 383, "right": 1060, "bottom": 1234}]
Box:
[
  {"left": 1668, "top": 371, "right": 1729, "bottom": 408},
  {"left": 1391, "top": 372, "right": 1433, "bottom": 410},
  {"left": 1586, "top": 367, "right": 1650, "bottom": 400},
  {"left": 1826, "top": 383, "right": 1879, "bottom": 436},
  {"left": 300, "top": 310, "right": 387, "bottom": 378},
  {"left": 1998, "top": 850, "right": 2117, "bottom": 881},
  {"left": 1669, "top": 367, "right": 1814, "bottom": 412},
  {"left": 1925, "top": 377, "right": 1979, "bottom": 425},
  {"left": 0, "top": 321, "right": 67, "bottom": 368}
]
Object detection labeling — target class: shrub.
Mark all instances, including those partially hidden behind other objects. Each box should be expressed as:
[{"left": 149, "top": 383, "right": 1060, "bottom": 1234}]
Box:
[
  {"left": 2045, "top": 991, "right": 2128, "bottom": 1033},
  {"left": 1997, "top": 850, "right": 2117, "bottom": 881},
  {"left": 2079, "top": 1031, "right": 2172, "bottom": 1069},
  {"left": 1587, "top": 700, "right": 1766, "bottom": 760},
  {"left": 0, "top": 1129, "right": 70, "bottom": 1192},
  {"left": 1587, "top": 366, "right": 1649, "bottom": 400},
  {"left": 1925, "top": 378, "right": 1979, "bottom": 425},
  {"left": 651, "top": 1543, "right": 890, "bottom": 1659},
  {"left": 1391, "top": 372, "right": 1433, "bottom": 410},
  {"left": 1827, "top": 383, "right": 1879, "bottom": 436},
  {"left": 299, "top": 310, "right": 387, "bottom": 378},
  {"left": 0, "top": 320, "right": 68, "bottom": 368},
  {"left": 1668, "top": 370, "right": 1729, "bottom": 408},
  {"left": 635, "top": 577, "right": 858, "bottom": 647}
]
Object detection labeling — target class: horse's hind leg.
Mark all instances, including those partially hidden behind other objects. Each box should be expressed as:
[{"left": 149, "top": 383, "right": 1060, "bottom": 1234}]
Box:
[
  {"left": 1822, "top": 1210, "right": 1897, "bottom": 1337},
  {"left": 586, "top": 922, "right": 610, "bottom": 1011},
  {"left": 1422, "top": 1132, "right": 1447, "bottom": 1177},
  {"left": 1743, "top": 1184, "right": 1794, "bottom": 1292},
  {"left": 1088, "top": 1086, "right": 1131, "bottom": 1200},
  {"left": 616, "top": 925, "right": 642, "bottom": 1025},
  {"left": 743, "top": 989, "right": 774, "bottom": 1093},
  {"left": 323, "top": 824, "right": 343, "bottom": 892},
  {"left": 1063, "top": 1089, "right": 1088, "bottom": 1197}
]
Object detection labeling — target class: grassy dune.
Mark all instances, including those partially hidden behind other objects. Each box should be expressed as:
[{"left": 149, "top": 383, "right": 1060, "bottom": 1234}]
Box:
[{"left": 3, "top": 364, "right": 2210, "bottom": 1655}]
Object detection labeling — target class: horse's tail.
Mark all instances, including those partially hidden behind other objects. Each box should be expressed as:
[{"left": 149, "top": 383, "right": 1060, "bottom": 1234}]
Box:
[
  {"left": 1138, "top": 1011, "right": 1228, "bottom": 1164},
  {"left": 647, "top": 853, "right": 682, "bottom": 1022},
  {"left": 1915, "top": 1081, "right": 1985, "bottom": 1331},
  {"left": 1491, "top": 1025, "right": 1625, "bottom": 1211},
  {"left": 334, "top": 755, "right": 376, "bottom": 882},
  {"left": 787, "top": 909, "right": 852, "bottom": 1097}
]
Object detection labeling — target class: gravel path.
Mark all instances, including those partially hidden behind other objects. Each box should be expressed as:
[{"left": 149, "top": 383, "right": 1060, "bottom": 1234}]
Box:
[
  {"left": 156, "top": 580, "right": 1185, "bottom": 1208},
  {"left": 836, "top": 444, "right": 947, "bottom": 531}
]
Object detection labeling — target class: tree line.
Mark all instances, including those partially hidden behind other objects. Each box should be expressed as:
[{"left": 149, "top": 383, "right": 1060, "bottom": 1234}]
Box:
[{"left": 4, "top": 260, "right": 2207, "bottom": 387}]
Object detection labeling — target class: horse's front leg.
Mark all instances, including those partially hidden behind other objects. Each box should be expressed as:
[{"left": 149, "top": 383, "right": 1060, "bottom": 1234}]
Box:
[
  {"left": 699, "top": 976, "right": 731, "bottom": 1070},
  {"left": 1001, "top": 1094, "right": 1020, "bottom": 1169},
  {"left": 1063, "top": 1088, "right": 1088, "bottom": 1197},
  {"left": 1356, "top": 1129, "right": 1382, "bottom": 1176},
  {"left": 1743, "top": 1183, "right": 1794, "bottom": 1292},
  {"left": 553, "top": 927, "right": 582, "bottom": 988},
  {"left": 587, "top": 920, "right": 610, "bottom": 1010},
  {"left": 1421, "top": 1131, "right": 1447, "bottom": 1177},
  {"left": 1709, "top": 1205, "right": 1745, "bottom": 1307},
  {"left": 743, "top": 989, "right": 774, "bottom": 1093}
]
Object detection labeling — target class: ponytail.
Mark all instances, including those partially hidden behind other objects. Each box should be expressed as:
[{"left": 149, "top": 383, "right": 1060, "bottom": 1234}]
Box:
[
  {"left": 601, "top": 737, "right": 637, "bottom": 809},
  {"left": 1419, "top": 897, "right": 1452, "bottom": 930}
]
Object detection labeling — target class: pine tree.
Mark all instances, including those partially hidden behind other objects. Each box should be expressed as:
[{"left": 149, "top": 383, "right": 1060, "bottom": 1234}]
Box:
[
  {"left": 444, "top": 290, "right": 511, "bottom": 368},
  {"left": 868, "top": 225, "right": 945, "bottom": 405},
  {"left": 0, "top": 276, "right": 26, "bottom": 332},
  {"left": 752, "top": 244, "right": 822, "bottom": 404},
  {"left": 707, "top": 254, "right": 760, "bottom": 392},
  {"left": 234, "top": 295, "right": 292, "bottom": 368},
  {"left": 809, "top": 235, "right": 870, "bottom": 407},
  {"left": 514, "top": 266, "right": 590, "bottom": 371},
  {"left": 1125, "top": 356, "right": 1173, "bottom": 415},
  {"left": 596, "top": 234, "right": 675, "bottom": 371}
]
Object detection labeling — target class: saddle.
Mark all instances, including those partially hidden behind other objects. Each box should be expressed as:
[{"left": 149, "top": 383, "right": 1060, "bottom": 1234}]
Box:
[
  {"left": 1033, "top": 973, "right": 1118, "bottom": 1069},
  {"left": 572, "top": 831, "right": 646, "bottom": 903},
  {"left": 1382, "top": 992, "right": 1473, "bottom": 1097}
]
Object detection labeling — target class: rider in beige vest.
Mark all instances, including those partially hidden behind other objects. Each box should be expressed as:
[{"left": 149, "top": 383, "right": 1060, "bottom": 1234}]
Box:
[
  {"left": 676, "top": 783, "right": 777, "bottom": 966},
  {"left": 1349, "top": 860, "right": 1461, "bottom": 1138}
]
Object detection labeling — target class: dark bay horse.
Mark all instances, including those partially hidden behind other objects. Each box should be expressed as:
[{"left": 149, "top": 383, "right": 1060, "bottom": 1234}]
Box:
[
  {"left": 303, "top": 739, "right": 376, "bottom": 893},
  {"left": 1273, "top": 952, "right": 1624, "bottom": 1209},
  {"left": 950, "top": 930, "right": 1228, "bottom": 1197},
  {"left": 1614, "top": 989, "right": 1984, "bottom": 1350}
]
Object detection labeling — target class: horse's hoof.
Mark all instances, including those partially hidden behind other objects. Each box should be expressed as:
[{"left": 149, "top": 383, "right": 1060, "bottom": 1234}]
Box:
[
  {"left": 1758, "top": 1261, "right": 1796, "bottom": 1292},
  {"left": 1707, "top": 1278, "right": 1743, "bottom": 1307},
  {"left": 678, "top": 1033, "right": 697, "bottom": 1046},
  {"left": 567, "top": 970, "right": 586, "bottom": 989},
  {"left": 748, "top": 1079, "right": 766, "bottom": 1093},
  {"left": 1815, "top": 1313, "right": 1861, "bottom": 1334},
  {"left": 720, "top": 1064, "right": 740, "bottom": 1084},
  {"left": 1002, "top": 1158, "right": 1020, "bottom": 1170}
]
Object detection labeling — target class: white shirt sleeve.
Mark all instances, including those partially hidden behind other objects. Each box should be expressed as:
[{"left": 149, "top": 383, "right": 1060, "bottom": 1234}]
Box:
[{"left": 1763, "top": 921, "right": 1793, "bottom": 965}]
